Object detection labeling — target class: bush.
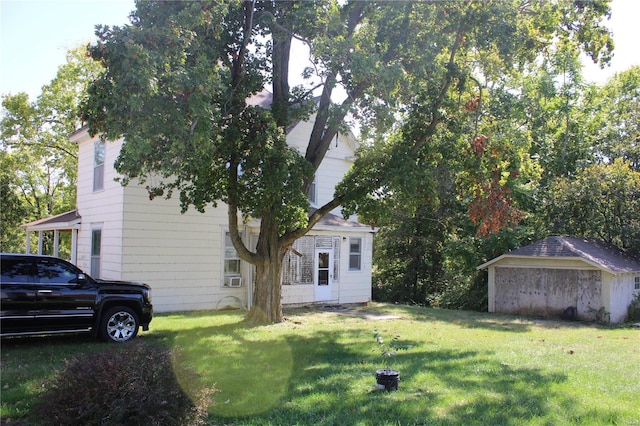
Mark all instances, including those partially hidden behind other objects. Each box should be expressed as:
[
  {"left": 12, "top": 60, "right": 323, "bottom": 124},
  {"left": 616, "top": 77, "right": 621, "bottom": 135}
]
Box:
[
  {"left": 628, "top": 294, "right": 640, "bottom": 322},
  {"left": 34, "top": 341, "right": 214, "bottom": 426}
]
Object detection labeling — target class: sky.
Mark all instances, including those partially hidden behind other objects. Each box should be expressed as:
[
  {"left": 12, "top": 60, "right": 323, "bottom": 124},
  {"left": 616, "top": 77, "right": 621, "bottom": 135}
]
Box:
[{"left": 1, "top": 0, "right": 639, "bottom": 101}]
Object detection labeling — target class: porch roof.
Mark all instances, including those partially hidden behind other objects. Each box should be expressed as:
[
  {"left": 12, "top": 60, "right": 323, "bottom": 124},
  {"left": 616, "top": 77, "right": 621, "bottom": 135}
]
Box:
[{"left": 21, "top": 209, "right": 81, "bottom": 232}]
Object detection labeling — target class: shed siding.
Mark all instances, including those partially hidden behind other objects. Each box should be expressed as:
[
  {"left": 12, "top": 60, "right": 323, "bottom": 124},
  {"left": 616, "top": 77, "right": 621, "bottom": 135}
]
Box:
[
  {"left": 577, "top": 270, "right": 603, "bottom": 320},
  {"left": 608, "top": 273, "right": 638, "bottom": 322},
  {"left": 494, "top": 267, "right": 602, "bottom": 320}
]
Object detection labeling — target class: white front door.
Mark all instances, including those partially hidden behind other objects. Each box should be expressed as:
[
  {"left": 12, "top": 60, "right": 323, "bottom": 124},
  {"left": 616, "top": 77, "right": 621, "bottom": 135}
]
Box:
[{"left": 314, "top": 249, "right": 333, "bottom": 301}]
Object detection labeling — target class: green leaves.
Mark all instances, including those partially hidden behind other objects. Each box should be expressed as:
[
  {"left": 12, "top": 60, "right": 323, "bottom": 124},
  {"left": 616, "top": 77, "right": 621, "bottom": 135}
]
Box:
[
  {"left": 547, "top": 159, "right": 640, "bottom": 252},
  {"left": 78, "top": 1, "right": 619, "bottom": 321},
  {"left": 1, "top": 45, "right": 102, "bottom": 253}
]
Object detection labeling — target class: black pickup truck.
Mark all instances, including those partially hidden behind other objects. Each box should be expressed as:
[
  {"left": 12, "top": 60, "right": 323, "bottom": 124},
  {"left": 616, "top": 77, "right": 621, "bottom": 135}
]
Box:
[{"left": 1, "top": 253, "right": 152, "bottom": 342}]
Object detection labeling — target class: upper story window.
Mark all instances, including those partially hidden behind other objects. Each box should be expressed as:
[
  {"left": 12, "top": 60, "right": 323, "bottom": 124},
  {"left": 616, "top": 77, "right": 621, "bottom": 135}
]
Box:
[
  {"left": 308, "top": 175, "right": 317, "bottom": 206},
  {"left": 349, "top": 237, "right": 362, "bottom": 271},
  {"left": 93, "top": 140, "right": 105, "bottom": 192}
]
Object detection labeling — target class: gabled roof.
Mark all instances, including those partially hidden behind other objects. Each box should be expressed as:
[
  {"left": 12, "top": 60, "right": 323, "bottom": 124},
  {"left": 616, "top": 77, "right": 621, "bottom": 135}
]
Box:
[
  {"left": 21, "top": 209, "right": 81, "bottom": 231},
  {"left": 247, "top": 89, "right": 321, "bottom": 135},
  {"left": 313, "top": 212, "right": 377, "bottom": 233},
  {"left": 478, "top": 236, "right": 640, "bottom": 274}
]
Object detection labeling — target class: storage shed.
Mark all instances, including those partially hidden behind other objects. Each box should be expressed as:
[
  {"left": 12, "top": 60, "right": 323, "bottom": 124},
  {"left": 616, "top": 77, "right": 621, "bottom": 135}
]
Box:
[{"left": 478, "top": 236, "right": 640, "bottom": 323}]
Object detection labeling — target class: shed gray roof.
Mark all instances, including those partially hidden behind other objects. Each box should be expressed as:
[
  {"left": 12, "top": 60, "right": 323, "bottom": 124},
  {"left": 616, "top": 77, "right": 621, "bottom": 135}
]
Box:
[{"left": 478, "top": 236, "right": 640, "bottom": 274}]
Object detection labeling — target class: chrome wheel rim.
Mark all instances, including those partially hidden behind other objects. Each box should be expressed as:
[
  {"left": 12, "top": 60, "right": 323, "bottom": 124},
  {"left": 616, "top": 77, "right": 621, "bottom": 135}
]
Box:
[{"left": 106, "top": 311, "right": 136, "bottom": 341}]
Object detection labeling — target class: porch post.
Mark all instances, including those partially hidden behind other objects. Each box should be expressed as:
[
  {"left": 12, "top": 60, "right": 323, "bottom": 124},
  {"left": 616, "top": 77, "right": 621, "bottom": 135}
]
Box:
[
  {"left": 37, "top": 231, "right": 44, "bottom": 254},
  {"left": 25, "top": 231, "right": 31, "bottom": 254},
  {"left": 53, "top": 230, "right": 60, "bottom": 257},
  {"left": 71, "top": 228, "right": 78, "bottom": 265}
]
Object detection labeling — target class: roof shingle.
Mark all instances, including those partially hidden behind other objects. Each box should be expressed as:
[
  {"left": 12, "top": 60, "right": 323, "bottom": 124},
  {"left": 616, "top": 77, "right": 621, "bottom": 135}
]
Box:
[{"left": 507, "top": 236, "right": 640, "bottom": 274}]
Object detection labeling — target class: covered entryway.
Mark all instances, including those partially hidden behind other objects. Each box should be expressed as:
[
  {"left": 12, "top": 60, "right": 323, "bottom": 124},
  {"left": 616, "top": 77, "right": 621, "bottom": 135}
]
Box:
[{"left": 20, "top": 210, "right": 81, "bottom": 264}]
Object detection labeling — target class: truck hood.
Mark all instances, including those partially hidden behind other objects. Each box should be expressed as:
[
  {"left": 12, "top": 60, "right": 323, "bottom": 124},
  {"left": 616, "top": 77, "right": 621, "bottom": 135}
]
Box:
[{"left": 95, "top": 279, "right": 151, "bottom": 290}]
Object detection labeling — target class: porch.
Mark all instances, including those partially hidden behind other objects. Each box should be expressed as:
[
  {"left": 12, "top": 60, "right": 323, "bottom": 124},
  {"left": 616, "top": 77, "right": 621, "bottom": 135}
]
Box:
[{"left": 20, "top": 209, "right": 81, "bottom": 263}]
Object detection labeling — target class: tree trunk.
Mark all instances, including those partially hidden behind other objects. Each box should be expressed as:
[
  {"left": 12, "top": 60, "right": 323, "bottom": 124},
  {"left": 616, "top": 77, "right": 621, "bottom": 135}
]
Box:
[{"left": 246, "top": 214, "right": 286, "bottom": 323}]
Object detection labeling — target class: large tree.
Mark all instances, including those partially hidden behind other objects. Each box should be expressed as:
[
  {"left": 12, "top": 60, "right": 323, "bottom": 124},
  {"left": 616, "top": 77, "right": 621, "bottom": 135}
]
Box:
[
  {"left": 582, "top": 65, "right": 640, "bottom": 170},
  {"left": 546, "top": 159, "right": 640, "bottom": 253},
  {"left": 82, "top": 0, "right": 613, "bottom": 323}
]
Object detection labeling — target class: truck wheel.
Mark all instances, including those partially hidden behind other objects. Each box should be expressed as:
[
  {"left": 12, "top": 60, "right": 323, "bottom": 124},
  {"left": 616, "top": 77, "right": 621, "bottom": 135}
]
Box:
[{"left": 100, "top": 306, "right": 139, "bottom": 342}]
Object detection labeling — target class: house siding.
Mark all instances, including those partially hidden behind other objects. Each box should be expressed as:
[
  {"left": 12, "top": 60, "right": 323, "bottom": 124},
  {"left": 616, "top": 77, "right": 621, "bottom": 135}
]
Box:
[
  {"left": 120, "top": 183, "right": 232, "bottom": 312},
  {"left": 72, "top": 114, "right": 373, "bottom": 314},
  {"left": 75, "top": 135, "right": 125, "bottom": 279},
  {"left": 287, "top": 119, "right": 356, "bottom": 216},
  {"left": 278, "top": 231, "right": 373, "bottom": 306}
]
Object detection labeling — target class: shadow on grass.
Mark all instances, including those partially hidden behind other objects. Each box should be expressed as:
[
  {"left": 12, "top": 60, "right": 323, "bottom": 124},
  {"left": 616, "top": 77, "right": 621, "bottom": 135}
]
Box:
[
  {"left": 137, "top": 312, "right": 609, "bottom": 425},
  {"left": 1, "top": 309, "right": 625, "bottom": 425},
  {"left": 327, "top": 303, "right": 608, "bottom": 333}
]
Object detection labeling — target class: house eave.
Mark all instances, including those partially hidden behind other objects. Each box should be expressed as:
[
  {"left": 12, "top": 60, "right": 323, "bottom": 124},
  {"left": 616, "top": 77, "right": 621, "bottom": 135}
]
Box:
[{"left": 311, "top": 224, "right": 378, "bottom": 233}]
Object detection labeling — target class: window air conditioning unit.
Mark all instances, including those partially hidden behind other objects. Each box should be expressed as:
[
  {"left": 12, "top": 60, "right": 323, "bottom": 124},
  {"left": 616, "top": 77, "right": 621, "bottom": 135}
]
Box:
[{"left": 228, "top": 277, "right": 242, "bottom": 287}]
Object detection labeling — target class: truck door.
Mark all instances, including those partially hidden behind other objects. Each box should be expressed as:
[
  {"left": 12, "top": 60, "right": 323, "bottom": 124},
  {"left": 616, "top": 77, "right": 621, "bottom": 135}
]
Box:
[
  {"left": 32, "top": 258, "right": 96, "bottom": 332},
  {"left": 0, "top": 256, "right": 38, "bottom": 334}
]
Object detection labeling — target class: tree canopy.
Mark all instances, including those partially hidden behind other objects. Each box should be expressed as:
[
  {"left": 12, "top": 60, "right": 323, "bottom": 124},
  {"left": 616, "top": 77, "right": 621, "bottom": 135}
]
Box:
[{"left": 81, "top": 0, "right": 614, "bottom": 323}]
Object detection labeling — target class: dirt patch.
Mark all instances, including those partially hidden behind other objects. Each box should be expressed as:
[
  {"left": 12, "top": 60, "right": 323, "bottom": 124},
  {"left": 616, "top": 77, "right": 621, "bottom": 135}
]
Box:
[{"left": 319, "top": 305, "right": 401, "bottom": 321}]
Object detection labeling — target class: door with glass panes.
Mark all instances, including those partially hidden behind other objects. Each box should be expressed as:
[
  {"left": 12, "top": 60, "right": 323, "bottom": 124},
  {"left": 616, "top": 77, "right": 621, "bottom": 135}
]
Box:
[{"left": 314, "top": 249, "right": 333, "bottom": 301}]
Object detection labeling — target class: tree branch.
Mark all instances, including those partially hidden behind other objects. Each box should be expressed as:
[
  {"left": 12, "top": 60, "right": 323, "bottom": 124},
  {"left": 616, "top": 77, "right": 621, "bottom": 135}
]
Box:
[{"left": 411, "top": 23, "right": 467, "bottom": 154}]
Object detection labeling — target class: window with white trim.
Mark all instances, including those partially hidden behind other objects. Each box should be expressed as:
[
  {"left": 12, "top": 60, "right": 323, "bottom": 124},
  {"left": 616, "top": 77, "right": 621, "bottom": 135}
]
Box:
[
  {"left": 308, "top": 175, "right": 317, "bottom": 205},
  {"left": 349, "top": 237, "right": 362, "bottom": 271},
  {"left": 635, "top": 276, "right": 640, "bottom": 292},
  {"left": 91, "top": 227, "right": 102, "bottom": 278},
  {"left": 93, "top": 140, "right": 105, "bottom": 192},
  {"left": 224, "top": 232, "right": 242, "bottom": 287}
]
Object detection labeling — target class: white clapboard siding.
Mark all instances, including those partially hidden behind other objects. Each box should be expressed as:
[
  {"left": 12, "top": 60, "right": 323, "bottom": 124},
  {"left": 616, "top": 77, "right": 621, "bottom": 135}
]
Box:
[{"left": 72, "top": 108, "right": 373, "bottom": 313}]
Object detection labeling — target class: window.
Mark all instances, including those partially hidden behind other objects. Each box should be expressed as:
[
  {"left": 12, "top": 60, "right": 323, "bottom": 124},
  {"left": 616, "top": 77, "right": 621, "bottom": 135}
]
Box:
[
  {"left": 224, "top": 232, "right": 242, "bottom": 287},
  {"left": 91, "top": 228, "right": 102, "bottom": 278},
  {"left": 0, "top": 258, "right": 34, "bottom": 283},
  {"left": 349, "top": 237, "right": 362, "bottom": 271},
  {"left": 635, "top": 276, "right": 640, "bottom": 291},
  {"left": 36, "top": 259, "right": 79, "bottom": 284},
  {"left": 93, "top": 140, "right": 105, "bottom": 192},
  {"left": 308, "top": 175, "right": 317, "bottom": 205}
]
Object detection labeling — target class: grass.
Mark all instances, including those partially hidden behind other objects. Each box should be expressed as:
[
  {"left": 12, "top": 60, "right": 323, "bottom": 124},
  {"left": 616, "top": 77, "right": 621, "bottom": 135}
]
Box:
[{"left": 2, "top": 303, "right": 639, "bottom": 425}]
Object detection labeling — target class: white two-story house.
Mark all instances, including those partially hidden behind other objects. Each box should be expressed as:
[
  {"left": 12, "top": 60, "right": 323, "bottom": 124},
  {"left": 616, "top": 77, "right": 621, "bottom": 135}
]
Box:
[{"left": 21, "top": 92, "right": 375, "bottom": 313}]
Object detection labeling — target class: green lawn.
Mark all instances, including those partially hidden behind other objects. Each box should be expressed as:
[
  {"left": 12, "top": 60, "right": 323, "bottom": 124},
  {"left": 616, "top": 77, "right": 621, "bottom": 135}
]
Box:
[{"left": 2, "top": 304, "right": 639, "bottom": 425}]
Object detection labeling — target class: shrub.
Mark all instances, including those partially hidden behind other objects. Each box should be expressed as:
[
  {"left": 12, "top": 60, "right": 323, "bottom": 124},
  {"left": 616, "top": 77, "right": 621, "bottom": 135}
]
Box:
[
  {"left": 34, "top": 341, "right": 214, "bottom": 426},
  {"left": 628, "top": 294, "right": 640, "bottom": 322}
]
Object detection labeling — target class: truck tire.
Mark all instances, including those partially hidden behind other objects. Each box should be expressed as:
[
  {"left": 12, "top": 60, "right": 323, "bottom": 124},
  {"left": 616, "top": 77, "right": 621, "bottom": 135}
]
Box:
[{"left": 100, "top": 306, "right": 140, "bottom": 342}]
